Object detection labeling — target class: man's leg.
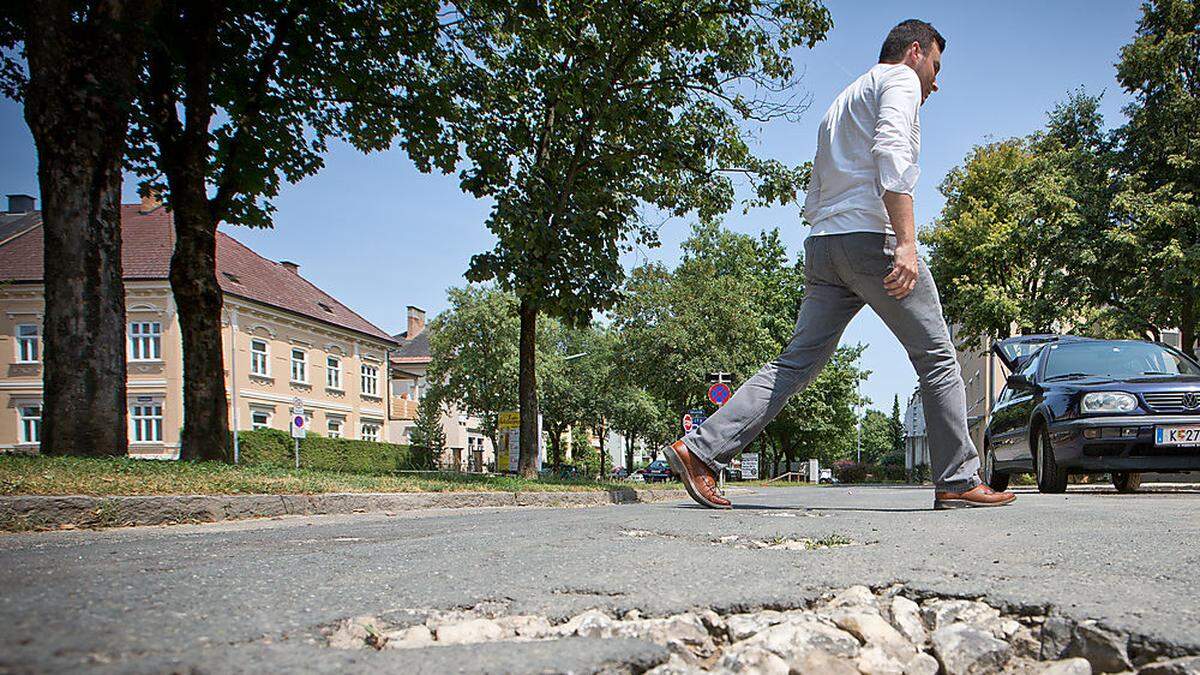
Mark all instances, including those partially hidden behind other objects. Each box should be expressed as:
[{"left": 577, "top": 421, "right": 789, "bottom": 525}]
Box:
[
  {"left": 683, "top": 277, "right": 864, "bottom": 473},
  {"left": 835, "top": 234, "right": 980, "bottom": 492}
]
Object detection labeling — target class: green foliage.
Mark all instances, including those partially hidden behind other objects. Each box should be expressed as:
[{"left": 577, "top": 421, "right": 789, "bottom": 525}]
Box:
[
  {"left": 236, "top": 428, "right": 419, "bottom": 473},
  {"left": 857, "top": 409, "right": 892, "bottom": 465},
  {"left": 408, "top": 395, "right": 447, "bottom": 470},
  {"left": 569, "top": 425, "right": 598, "bottom": 475}
]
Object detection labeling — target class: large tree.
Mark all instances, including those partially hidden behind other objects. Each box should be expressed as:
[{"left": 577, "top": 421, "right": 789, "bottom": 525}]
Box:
[
  {"left": 1106, "top": 0, "right": 1200, "bottom": 356},
  {"left": 1, "top": 0, "right": 158, "bottom": 457},
  {"left": 127, "top": 0, "right": 455, "bottom": 460},
  {"left": 444, "top": 0, "right": 832, "bottom": 476}
]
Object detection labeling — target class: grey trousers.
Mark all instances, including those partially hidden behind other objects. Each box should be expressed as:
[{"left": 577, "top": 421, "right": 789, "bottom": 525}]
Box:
[{"left": 682, "top": 231, "right": 982, "bottom": 492}]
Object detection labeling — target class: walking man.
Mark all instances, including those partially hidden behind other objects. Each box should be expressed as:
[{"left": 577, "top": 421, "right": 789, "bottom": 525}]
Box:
[{"left": 664, "top": 19, "right": 1017, "bottom": 511}]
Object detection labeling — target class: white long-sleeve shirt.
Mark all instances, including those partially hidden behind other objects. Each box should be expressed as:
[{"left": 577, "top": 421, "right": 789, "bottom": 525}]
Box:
[{"left": 803, "top": 63, "right": 922, "bottom": 238}]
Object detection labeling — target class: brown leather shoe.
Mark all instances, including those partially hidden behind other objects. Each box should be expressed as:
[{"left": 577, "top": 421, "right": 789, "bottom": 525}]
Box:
[
  {"left": 934, "top": 484, "right": 1017, "bottom": 510},
  {"left": 663, "top": 440, "right": 731, "bottom": 509}
]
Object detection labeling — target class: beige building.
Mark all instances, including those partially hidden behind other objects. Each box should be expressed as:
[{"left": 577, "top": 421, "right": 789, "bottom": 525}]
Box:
[
  {"left": 389, "top": 306, "right": 495, "bottom": 472},
  {"left": 0, "top": 195, "right": 398, "bottom": 456}
]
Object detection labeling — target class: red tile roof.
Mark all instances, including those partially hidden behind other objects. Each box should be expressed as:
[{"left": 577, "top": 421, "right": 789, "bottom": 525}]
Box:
[{"left": 0, "top": 204, "right": 396, "bottom": 345}]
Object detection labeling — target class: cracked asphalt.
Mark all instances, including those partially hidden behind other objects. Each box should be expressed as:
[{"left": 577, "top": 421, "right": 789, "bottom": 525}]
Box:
[{"left": 1, "top": 484, "right": 1198, "bottom": 673}]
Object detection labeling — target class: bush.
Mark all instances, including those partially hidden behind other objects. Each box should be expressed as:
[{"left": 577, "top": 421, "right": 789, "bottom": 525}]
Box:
[
  {"left": 235, "top": 428, "right": 418, "bottom": 474},
  {"left": 832, "top": 460, "right": 869, "bottom": 483}
]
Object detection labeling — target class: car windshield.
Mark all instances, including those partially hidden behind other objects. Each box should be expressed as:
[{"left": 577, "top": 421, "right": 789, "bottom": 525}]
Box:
[{"left": 1042, "top": 342, "right": 1200, "bottom": 380}]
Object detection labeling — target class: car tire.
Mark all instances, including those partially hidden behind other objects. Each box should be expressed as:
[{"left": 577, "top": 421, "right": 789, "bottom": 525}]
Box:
[
  {"left": 983, "top": 442, "right": 1009, "bottom": 492},
  {"left": 1034, "top": 426, "right": 1068, "bottom": 494},
  {"left": 1112, "top": 471, "right": 1142, "bottom": 493}
]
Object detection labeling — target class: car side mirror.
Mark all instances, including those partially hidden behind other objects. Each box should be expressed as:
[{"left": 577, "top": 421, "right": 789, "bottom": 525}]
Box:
[{"left": 1007, "top": 373, "right": 1032, "bottom": 389}]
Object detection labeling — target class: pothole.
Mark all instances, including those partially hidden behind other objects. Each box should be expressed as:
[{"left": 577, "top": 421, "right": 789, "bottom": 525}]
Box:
[
  {"left": 712, "top": 533, "right": 856, "bottom": 550},
  {"left": 318, "top": 586, "right": 1197, "bottom": 674}
]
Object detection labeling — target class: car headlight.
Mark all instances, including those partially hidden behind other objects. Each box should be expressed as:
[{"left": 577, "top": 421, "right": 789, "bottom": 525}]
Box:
[{"left": 1081, "top": 391, "right": 1137, "bottom": 414}]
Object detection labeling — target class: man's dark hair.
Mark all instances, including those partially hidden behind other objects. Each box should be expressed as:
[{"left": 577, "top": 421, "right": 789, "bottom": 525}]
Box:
[{"left": 879, "top": 19, "right": 946, "bottom": 63}]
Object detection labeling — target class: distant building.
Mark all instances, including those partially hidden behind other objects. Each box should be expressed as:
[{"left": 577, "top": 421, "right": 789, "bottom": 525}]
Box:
[
  {"left": 0, "top": 194, "right": 397, "bottom": 456},
  {"left": 388, "top": 306, "right": 495, "bottom": 472},
  {"left": 902, "top": 387, "right": 929, "bottom": 473}
]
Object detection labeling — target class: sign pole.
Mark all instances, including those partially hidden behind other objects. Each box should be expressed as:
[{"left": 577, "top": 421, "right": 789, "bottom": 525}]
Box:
[
  {"left": 294, "top": 437, "right": 300, "bottom": 470},
  {"left": 290, "top": 396, "right": 306, "bottom": 470}
]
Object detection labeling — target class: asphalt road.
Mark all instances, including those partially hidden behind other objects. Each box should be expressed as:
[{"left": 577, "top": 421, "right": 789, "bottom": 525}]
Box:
[{"left": 1, "top": 484, "right": 1198, "bottom": 673}]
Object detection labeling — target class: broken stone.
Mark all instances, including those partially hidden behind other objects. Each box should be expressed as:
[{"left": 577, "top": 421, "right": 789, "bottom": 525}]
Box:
[
  {"left": 855, "top": 645, "right": 906, "bottom": 675},
  {"left": 327, "top": 616, "right": 381, "bottom": 650},
  {"left": 931, "top": 623, "right": 1011, "bottom": 675},
  {"left": 494, "top": 614, "right": 552, "bottom": 639},
  {"left": 556, "top": 609, "right": 613, "bottom": 638},
  {"left": 382, "top": 625, "right": 433, "bottom": 650},
  {"left": 995, "top": 618, "right": 1022, "bottom": 639},
  {"left": 1041, "top": 616, "right": 1075, "bottom": 660},
  {"left": 1066, "top": 621, "right": 1131, "bottom": 673},
  {"left": 738, "top": 615, "right": 861, "bottom": 666},
  {"left": 435, "top": 618, "right": 505, "bottom": 645},
  {"left": 725, "top": 610, "right": 786, "bottom": 642},
  {"left": 1010, "top": 625, "right": 1041, "bottom": 659},
  {"left": 922, "top": 599, "right": 1001, "bottom": 633},
  {"left": 1039, "top": 657, "right": 1093, "bottom": 675},
  {"left": 698, "top": 608, "right": 724, "bottom": 635},
  {"left": 715, "top": 644, "right": 790, "bottom": 675},
  {"left": 623, "top": 609, "right": 644, "bottom": 621},
  {"left": 611, "top": 614, "right": 716, "bottom": 657},
  {"left": 795, "top": 648, "right": 860, "bottom": 675},
  {"left": 828, "top": 585, "right": 878, "bottom": 610},
  {"left": 826, "top": 608, "right": 917, "bottom": 661},
  {"left": 1139, "top": 656, "right": 1200, "bottom": 675},
  {"left": 644, "top": 652, "right": 706, "bottom": 675},
  {"left": 902, "top": 652, "right": 940, "bottom": 675},
  {"left": 889, "top": 596, "right": 928, "bottom": 646}
]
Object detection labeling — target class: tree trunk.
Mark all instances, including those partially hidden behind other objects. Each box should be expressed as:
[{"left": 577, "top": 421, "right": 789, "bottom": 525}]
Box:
[
  {"left": 596, "top": 419, "right": 605, "bottom": 480},
  {"left": 170, "top": 191, "right": 230, "bottom": 461},
  {"left": 517, "top": 299, "right": 539, "bottom": 477},
  {"left": 1182, "top": 283, "right": 1196, "bottom": 359},
  {"left": 625, "top": 435, "right": 634, "bottom": 475},
  {"left": 550, "top": 423, "right": 564, "bottom": 467},
  {"left": 21, "top": 1, "right": 156, "bottom": 457}
]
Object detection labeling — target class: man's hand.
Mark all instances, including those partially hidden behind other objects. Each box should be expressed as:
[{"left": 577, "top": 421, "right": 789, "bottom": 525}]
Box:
[
  {"left": 885, "top": 242, "right": 919, "bottom": 299},
  {"left": 881, "top": 190, "right": 918, "bottom": 300}
]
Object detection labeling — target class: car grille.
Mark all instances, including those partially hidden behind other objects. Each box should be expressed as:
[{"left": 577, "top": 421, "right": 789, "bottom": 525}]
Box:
[{"left": 1141, "top": 392, "right": 1200, "bottom": 413}]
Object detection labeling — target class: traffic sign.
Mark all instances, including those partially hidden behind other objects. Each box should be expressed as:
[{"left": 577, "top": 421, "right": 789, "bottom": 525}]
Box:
[
  {"left": 707, "top": 382, "right": 732, "bottom": 406},
  {"left": 682, "top": 413, "right": 693, "bottom": 433},
  {"left": 291, "top": 414, "right": 307, "bottom": 439}
]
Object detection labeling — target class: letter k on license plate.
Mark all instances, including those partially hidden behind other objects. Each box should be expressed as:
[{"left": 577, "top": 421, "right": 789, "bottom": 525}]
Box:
[{"left": 1155, "top": 425, "right": 1200, "bottom": 446}]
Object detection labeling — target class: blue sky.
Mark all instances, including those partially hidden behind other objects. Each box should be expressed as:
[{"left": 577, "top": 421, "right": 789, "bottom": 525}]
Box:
[{"left": 0, "top": 1, "right": 1143, "bottom": 414}]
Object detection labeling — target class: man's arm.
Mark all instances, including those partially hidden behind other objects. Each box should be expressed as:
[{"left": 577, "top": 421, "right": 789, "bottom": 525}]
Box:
[{"left": 882, "top": 191, "right": 918, "bottom": 299}]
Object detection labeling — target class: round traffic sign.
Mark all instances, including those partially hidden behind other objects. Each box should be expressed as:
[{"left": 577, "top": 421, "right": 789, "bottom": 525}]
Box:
[
  {"left": 293, "top": 415, "right": 305, "bottom": 428},
  {"left": 682, "top": 413, "right": 693, "bottom": 432},
  {"left": 708, "top": 382, "right": 732, "bottom": 406}
]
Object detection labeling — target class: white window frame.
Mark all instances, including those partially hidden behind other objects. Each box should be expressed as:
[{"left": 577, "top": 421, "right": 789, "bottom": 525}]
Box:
[
  {"left": 361, "top": 363, "right": 379, "bottom": 397},
  {"left": 250, "top": 339, "right": 270, "bottom": 377},
  {"left": 128, "top": 321, "right": 162, "bottom": 361},
  {"left": 130, "top": 401, "right": 164, "bottom": 443},
  {"left": 327, "top": 418, "right": 343, "bottom": 439},
  {"left": 326, "top": 355, "right": 342, "bottom": 390},
  {"left": 18, "top": 404, "right": 41, "bottom": 444},
  {"left": 290, "top": 348, "right": 308, "bottom": 384},
  {"left": 250, "top": 410, "right": 271, "bottom": 430},
  {"left": 15, "top": 324, "right": 39, "bottom": 363},
  {"left": 360, "top": 421, "right": 380, "bottom": 442}
]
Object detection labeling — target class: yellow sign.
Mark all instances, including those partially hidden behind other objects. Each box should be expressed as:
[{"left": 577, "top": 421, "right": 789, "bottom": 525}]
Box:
[{"left": 498, "top": 411, "right": 520, "bottom": 430}]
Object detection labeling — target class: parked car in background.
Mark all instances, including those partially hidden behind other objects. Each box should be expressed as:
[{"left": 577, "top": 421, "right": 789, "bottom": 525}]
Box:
[
  {"left": 609, "top": 467, "right": 629, "bottom": 480},
  {"left": 638, "top": 460, "right": 675, "bottom": 483},
  {"left": 984, "top": 335, "right": 1200, "bottom": 493}
]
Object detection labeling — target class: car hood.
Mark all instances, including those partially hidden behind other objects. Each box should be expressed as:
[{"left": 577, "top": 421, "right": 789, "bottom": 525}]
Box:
[{"left": 1046, "top": 374, "right": 1200, "bottom": 392}]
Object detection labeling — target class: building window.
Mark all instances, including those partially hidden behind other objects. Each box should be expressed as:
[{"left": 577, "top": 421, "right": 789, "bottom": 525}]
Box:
[
  {"left": 129, "top": 322, "right": 162, "bottom": 361},
  {"left": 251, "top": 410, "right": 270, "bottom": 430},
  {"left": 130, "top": 402, "right": 164, "bottom": 443},
  {"left": 16, "top": 324, "right": 39, "bottom": 363},
  {"left": 361, "top": 363, "right": 379, "bottom": 396},
  {"left": 326, "top": 356, "right": 342, "bottom": 389},
  {"left": 360, "top": 422, "right": 380, "bottom": 442},
  {"left": 19, "top": 405, "right": 41, "bottom": 444},
  {"left": 328, "top": 418, "right": 343, "bottom": 438},
  {"left": 250, "top": 339, "right": 269, "bottom": 376},
  {"left": 290, "top": 348, "right": 307, "bottom": 383}
]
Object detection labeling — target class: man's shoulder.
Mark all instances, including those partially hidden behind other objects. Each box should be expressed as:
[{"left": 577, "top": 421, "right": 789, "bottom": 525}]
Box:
[{"left": 871, "top": 63, "right": 920, "bottom": 88}]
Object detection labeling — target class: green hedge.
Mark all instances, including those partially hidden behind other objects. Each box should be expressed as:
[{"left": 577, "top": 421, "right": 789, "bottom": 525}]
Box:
[{"left": 234, "top": 428, "right": 421, "bottom": 474}]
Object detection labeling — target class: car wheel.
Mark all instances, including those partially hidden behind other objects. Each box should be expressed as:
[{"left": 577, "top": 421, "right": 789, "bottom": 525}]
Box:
[
  {"left": 1112, "top": 471, "right": 1142, "bottom": 493},
  {"left": 983, "top": 442, "right": 1009, "bottom": 492},
  {"left": 1034, "top": 426, "right": 1068, "bottom": 494}
]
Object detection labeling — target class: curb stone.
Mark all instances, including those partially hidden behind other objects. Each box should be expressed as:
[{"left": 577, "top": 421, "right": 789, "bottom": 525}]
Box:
[{"left": 0, "top": 488, "right": 692, "bottom": 531}]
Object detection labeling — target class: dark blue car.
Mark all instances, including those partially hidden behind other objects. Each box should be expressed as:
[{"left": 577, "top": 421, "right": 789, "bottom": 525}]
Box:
[{"left": 984, "top": 334, "right": 1200, "bottom": 493}]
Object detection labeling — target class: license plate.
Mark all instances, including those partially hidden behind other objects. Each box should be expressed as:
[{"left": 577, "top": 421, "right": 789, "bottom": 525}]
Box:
[{"left": 1155, "top": 425, "right": 1200, "bottom": 446}]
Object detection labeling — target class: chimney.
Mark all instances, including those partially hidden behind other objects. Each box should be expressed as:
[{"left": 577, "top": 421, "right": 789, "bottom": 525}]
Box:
[
  {"left": 6, "top": 194, "right": 35, "bottom": 213},
  {"left": 280, "top": 260, "right": 300, "bottom": 274},
  {"left": 139, "top": 189, "right": 163, "bottom": 214},
  {"left": 407, "top": 305, "right": 426, "bottom": 337}
]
